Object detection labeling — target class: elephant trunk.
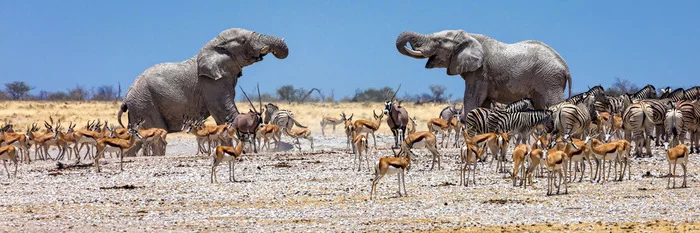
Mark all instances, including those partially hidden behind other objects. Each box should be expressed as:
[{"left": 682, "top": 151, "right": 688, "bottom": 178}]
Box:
[
  {"left": 260, "top": 35, "right": 289, "bottom": 59},
  {"left": 396, "top": 31, "right": 428, "bottom": 58}
]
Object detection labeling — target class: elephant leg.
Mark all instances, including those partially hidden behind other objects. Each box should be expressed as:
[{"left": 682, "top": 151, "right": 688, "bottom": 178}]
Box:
[{"left": 462, "top": 76, "right": 489, "bottom": 113}]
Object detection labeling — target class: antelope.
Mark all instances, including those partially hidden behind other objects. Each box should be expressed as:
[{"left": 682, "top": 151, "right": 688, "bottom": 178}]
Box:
[
  {"left": 524, "top": 148, "right": 544, "bottom": 187},
  {"left": 182, "top": 117, "right": 211, "bottom": 155},
  {"left": 406, "top": 116, "right": 417, "bottom": 135},
  {"left": 353, "top": 110, "right": 384, "bottom": 149},
  {"left": 352, "top": 129, "right": 369, "bottom": 172},
  {"left": 0, "top": 145, "right": 18, "bottom": 179},
  {"left": 584, "top": 136, "right": 625, "bottom": 184},
  {"left": 384, "top": 84, "right": 410, "bottom": 149},
  {"left": 448, "top": 111, "right": 463, "bottom": 148},
  {"left": 469, "top": 133, "right": 508, "bottom": 172},
  {"left": 664, "top": 142, "right": 689, "bottom": 189},
  {"left": 212, "top": 138, "right": 246, "bottom": 183},
  {"left": 230, "top": 85, "right": 264, "bottom": 153},
  {"left": 398, "top": 131, "right": 441, "bottom": 170},
  {"left": 343, "top": 113, "right": 355, "bottom": 149},
  {"left": 184, "top": 118, "right": 219, "bottom": 155},
  {"left": 370, "top": 148, "right": 412, "bottom": 200},
  {"left": 282, "top": 127, "right": 314, "bottom": 152},
  {"left": 72, "top": 121, "right": 105, "bottom": 160},
  {"left": 543, "top": 148, "right": 569, "bottom": 195},
  {"left": 27, "top": 123, "right": 57, "bottom": 160},
  {"left": 54, "top": 123, "right": 78, "bottom": 160},
  {"left": 512, "top": 144, "right": 530, "bottom": 187},
  {"left": 562, "top": 137, "right": 592, "bottom": 183},
  {"left": 256, "top": 124, "right": 280, "bottom": 151},
  {"left": 320, "top": 113, "right": 346, "bottom": 136},
  {"left": 94, "top": 124, "right": 142, "bottom": 172},
  {"left": 2, "top": 126, "right": 29, "bottom": 163},
  {"left": 427, "top": 117, "right": 451, "bottom": 148},
  {"left": 459, "top": 143, "right": 486, "bottom": 187}
]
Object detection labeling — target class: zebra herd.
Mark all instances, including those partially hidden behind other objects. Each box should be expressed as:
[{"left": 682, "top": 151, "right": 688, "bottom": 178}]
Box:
[{"left": 458, "top": 85, "right": 700, "bottom": 157}]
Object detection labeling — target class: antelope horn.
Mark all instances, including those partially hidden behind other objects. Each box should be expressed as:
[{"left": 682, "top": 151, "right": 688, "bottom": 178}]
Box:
[
  {"left": 390, "top": 84, "right": 402, "bottom": 102},
  {"left": 257, "top": 83, "right": 263, "bottom": 114},
  {"left": 239, "top": 86, "right": 258, "bottom": 114}
]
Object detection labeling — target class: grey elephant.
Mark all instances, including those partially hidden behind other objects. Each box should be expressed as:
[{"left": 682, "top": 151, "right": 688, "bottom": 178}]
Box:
[
  {"left": 396, "top": 29, "right": 572, "bottom": 115},
  {"left": 118, "top": 28, "right": 288, "bottom": 131}
]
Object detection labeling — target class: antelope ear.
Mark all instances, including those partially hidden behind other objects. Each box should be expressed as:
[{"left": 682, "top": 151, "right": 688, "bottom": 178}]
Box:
[{"left": 197, "top": 40, "right": 242, "bottom": 80}]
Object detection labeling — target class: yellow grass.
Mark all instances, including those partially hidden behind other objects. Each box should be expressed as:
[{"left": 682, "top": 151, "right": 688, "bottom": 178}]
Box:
[{"left": 0, "top": 101, "right": 449, "bottom": 135}]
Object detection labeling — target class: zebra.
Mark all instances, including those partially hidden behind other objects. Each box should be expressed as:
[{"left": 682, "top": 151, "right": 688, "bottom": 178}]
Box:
[
  {"left": 552, "top": 94, "right": 597, "bottom": 141},
  {"left": 622, "top": 102, "right": 654, "bottom": 156},
  {"left": 638, "top": 99, "right": 670, "bottom": 146},
  {"left": 632, "top": 84, "right": 657, "bottom": 100},
  {"left": 665, "top": 107, "right": 685, "bottom": 148},
  {"left": 568, "top": 85, "right": 605, "bottom": 104},
  {"left": 665, "top": 88, "right": 689, "bottom": 101},
  {"left": 263, "top": 103, "right": 307, "bottom": 133},
  {"left": 595, "top": 95, "right": 624, "bottom": 114},
  {"left": 639, "top": 90, "right": 689, "bottom": 146},
  {"left": 491, "top": 98, "right": 535, "bottom": 112},
  {"left": 487, "top": 110, "right": 553, "bottom": 145},
  {"left": 677, "top": 101, "right": 700, "bottom": 153},
  {"left": 463, "top": 98, "right": 537, "bottom": 137},
  {"left": 685, "top": 86, "right": 700, "bottom": 101}
]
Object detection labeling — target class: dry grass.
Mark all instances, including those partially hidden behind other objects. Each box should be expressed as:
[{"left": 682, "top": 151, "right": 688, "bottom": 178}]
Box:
[{"left": 0, "top": 101, "right": 446, "bottom": 135}]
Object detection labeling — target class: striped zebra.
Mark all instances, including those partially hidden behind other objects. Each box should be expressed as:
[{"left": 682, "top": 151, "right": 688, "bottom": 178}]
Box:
[
  {"left": 462, "top": 98, "right": 535, "bottom": 137},
  {"left": 263, "top": 103, "right": 307, "bottom": 132},
  {"left": 568, "top": 85, "right": 605, "bottom": 104},
  {"left": 487, "top": 110, "right": 553, "bottom": 145},
  {"left": 490, "top": 98, "right": 535, "bottom": 112},
  {"left": 638, "top": 99, "right": 670, "bottom": 146},
  {"left": 660, "top": 88, "right": 686, "bottom": 100},
  {"left": 677, "top": 101, "right": 700, "bottom": 153},
  {"left": 552, "top": 94, "right": 597, "bottom": 141},
  {"left": 665, "top": 107, "right": 685, "bottom": 148},
  {"left": 622, "top": 102, "right": 654, "bottom": 156},
  {"left": 632, "top": 84, "right": 657, "bottom": 100},
  {"left": 684, "top": 86, "right": 700, "bottom": 101},
  {"left": 463, "top": 107, "right": 492, "bottom": 137}
]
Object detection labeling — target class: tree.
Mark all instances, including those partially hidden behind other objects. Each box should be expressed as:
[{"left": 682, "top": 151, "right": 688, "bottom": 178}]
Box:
[
  {"left": 351, "top": 87, "right": 393, "bottom": 102},
  {"left": 92, "top": 85, "right": 118, "bottom": 101},
  {"left": 67, "top": 85, "right": 90, "bottom": 101},
  {"left": 48, "top": 91, "right": 70, "bottom": 101},
  {"left": 4, "top": 81, "right": 34, "bottom": 100},
  {"left": 276, "top": 85, "right": 296, "bottom": 103},
  {"left": 606, "top": 77, "right": 640, "bottom": 96},
  {"left": 429, "top": 85, "right": 447, "bottom": 103}
]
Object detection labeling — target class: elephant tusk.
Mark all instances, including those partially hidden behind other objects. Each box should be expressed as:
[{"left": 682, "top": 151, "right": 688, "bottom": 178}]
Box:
[{"left": 403, "top": 46, "right": 424, "bottom": 57}]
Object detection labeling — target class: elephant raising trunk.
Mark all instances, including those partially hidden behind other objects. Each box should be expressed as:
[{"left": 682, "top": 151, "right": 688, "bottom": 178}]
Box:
[
  {"left": 259, "top": 34, "right": 289, "bottom": 59},
  {"left": 395, "top": 29, "right": 572, "bottom": 114},
  {"left": 396, "top": 31, "right": 429, "bottom": 59},
  {"left": 118, "top": 28, "right": 288, "bottom": 133}
]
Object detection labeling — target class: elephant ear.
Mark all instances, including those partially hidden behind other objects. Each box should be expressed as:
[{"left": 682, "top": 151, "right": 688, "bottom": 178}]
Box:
[
  {"left": 448, "top": 35, "right": 484, "bottom": 75},
  {"left": 196, "top": 40, "right": 242, "bottom": 80}
]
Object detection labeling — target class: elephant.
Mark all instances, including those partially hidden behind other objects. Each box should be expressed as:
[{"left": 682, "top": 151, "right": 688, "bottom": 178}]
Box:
[
  {"left": 396, "top": 29, "right": 572, "bottom": 119},
  {"left": 117, "top": 28, "right": 288, "bottom": 132}
]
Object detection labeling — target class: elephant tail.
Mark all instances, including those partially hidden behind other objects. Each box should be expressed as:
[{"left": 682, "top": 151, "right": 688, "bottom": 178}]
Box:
[{"left": 118, "top": 102, "right": 128, "bottom": 128}]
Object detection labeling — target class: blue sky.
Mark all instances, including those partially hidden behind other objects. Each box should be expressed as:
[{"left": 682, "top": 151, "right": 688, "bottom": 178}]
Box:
[{"left": 2, "top": 1, "right": 699, "bottom": 100}]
